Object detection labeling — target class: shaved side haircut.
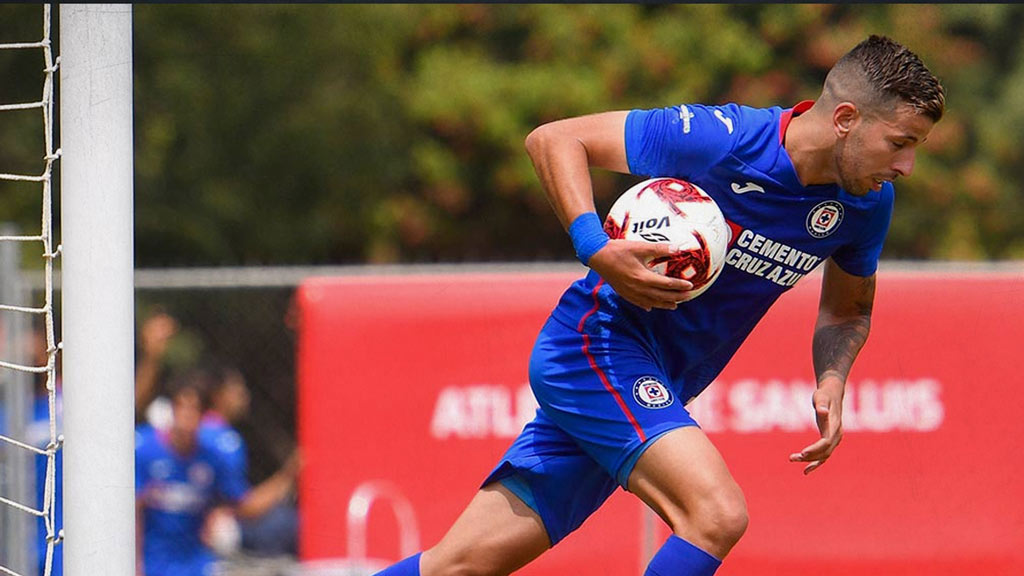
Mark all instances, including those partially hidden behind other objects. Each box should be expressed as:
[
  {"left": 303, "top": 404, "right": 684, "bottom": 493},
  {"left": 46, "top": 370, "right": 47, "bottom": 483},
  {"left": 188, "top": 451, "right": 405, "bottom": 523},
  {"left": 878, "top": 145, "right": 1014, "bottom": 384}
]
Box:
[{"left": 822, "top": 35, "right": 945, "bottom": 122}]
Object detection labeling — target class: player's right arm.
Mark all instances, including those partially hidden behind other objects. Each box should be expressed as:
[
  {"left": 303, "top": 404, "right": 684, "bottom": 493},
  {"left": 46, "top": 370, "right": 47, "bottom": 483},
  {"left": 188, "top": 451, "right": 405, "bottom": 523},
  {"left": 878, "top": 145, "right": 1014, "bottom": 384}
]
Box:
[
  {"left": 524, "top": 112, "right": 693, "bottom": 310},
  {"left": 134, "top": 312, "right": 178, "bottom": 421}
]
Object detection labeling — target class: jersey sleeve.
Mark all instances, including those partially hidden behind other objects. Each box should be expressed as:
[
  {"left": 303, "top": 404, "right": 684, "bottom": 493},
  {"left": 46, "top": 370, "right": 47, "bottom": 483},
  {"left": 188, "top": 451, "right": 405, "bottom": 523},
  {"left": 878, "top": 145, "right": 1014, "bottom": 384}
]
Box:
[
  {"left": 624, "top": 104, "right": 737, "bottom": 180},
  {"left": 214, "top": 428, "right": 248, "bottom": 476},
  {"left": 830, "top": 185, "right": 894, "bottom": 277},
  {"left": 215, "top": 455, "right": 251, "bottom": 504}
]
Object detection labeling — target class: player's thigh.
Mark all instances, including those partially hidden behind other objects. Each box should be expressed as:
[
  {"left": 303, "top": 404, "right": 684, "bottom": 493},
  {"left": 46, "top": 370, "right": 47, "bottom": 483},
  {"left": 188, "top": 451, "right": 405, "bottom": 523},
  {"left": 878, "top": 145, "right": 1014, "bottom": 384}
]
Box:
[
  {"left": 626, "top": 427, "right": 747, "bottom": 550},
  {"left": 422, "top": 482, "right": 550, "bottom": 576}
]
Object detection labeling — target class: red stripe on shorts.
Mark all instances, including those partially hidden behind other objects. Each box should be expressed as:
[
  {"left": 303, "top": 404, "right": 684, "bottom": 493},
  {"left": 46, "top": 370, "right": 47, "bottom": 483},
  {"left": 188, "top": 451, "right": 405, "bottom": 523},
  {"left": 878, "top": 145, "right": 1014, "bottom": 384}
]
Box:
[{"left": 577, "top": 279, "right": 647, "bottom": 443}]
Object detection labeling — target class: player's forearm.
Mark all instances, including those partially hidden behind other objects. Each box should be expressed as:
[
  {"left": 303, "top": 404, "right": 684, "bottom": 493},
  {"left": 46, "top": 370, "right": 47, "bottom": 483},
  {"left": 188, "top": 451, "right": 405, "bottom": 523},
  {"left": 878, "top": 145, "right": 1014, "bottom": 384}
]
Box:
[
  {"left": 525, "top": 112, "right": 631, "bottom": 231},
  {"left": 811, "top": 314, "right": 871, "bottom": 385},
  {"left": 525, "top": 123, "right": 600, "bottom": 230},
  {"left": 134, "top": 356, "right": 161, "bottom": 418},
  {"left": 235, "top": 470, "right": 295, "bottom": 520}
]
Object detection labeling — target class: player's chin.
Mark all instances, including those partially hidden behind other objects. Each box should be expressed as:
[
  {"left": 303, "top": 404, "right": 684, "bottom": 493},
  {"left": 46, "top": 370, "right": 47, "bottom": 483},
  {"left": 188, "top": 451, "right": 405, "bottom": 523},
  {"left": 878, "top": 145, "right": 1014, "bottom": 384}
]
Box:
[
  {"left": 838, "top": 176, "right": 875, "bottom": 197},
  {"left": 844, "top": 183, "right": 874, "bottom": 197}
]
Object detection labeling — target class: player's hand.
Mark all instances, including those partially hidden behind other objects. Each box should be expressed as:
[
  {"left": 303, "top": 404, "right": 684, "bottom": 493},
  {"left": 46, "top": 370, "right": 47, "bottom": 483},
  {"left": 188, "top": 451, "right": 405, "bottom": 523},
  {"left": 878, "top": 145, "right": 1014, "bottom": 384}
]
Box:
[
  {"left": 202, "top": 506, "right": 242, "bottom": 555},
  {"left": 140, "top": 312, "right": 179, "bottom": 359},
  {"left": 789, "top": 378, "right": 844, "bottom": 475},
  {"left": 588, "top": 239, "right": 693, "bottom": 311}
]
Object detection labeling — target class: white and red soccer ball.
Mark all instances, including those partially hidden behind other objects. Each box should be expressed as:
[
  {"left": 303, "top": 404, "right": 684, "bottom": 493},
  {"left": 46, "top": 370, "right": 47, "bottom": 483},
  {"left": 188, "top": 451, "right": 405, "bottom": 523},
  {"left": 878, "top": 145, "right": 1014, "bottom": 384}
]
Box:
[{"left": 603, "top": 177, "right": 730, "bottom": 302}]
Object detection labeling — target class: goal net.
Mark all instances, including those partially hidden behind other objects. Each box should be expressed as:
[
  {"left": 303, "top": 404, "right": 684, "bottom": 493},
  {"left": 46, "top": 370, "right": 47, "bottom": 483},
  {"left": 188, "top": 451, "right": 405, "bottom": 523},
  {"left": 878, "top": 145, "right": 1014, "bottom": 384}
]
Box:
[{"left": 0, "top": 5, "right": 61, "bottom": 576}]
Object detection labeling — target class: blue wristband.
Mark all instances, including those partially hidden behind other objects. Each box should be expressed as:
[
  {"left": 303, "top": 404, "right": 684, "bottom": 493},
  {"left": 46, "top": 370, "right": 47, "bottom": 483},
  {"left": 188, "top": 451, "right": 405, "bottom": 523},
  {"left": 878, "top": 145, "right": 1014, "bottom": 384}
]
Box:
[{"left": 568, "top": 212, "right": 610, "bottom": 266}]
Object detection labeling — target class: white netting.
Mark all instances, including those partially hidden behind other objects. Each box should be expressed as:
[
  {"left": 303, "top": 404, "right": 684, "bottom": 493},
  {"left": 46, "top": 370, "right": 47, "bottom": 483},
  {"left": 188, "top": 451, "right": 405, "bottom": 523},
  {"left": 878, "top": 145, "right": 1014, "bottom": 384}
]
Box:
[{"left": 0, "top": 5, "right": 62, "bottom": 576}]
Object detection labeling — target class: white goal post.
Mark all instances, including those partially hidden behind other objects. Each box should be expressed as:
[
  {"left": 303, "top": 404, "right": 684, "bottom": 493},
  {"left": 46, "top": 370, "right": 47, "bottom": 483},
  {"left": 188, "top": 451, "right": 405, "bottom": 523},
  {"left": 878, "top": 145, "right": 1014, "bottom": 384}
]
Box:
[{"left": 59, "top": 5, "right": 135, "bottom": 576}]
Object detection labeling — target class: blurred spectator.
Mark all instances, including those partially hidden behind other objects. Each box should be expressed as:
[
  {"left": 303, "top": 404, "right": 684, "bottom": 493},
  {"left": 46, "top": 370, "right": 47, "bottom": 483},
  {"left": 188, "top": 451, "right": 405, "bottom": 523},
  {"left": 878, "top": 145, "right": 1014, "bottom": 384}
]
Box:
[
  {"left": 134, "top": 309, "right": 301, "bottom": 562},
  {"left": 201, "top": 362, "right": 300, "bottom": 557},
  {"left": 136, "top": 377, "right": 297, "bottom": 576}
]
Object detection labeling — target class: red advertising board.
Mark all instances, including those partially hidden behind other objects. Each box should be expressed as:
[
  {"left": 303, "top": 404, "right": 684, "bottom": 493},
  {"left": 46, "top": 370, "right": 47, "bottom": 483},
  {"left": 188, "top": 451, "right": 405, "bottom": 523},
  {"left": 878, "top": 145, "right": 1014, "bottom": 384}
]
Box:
[{"left": 296, "top": 266, "right": 1024, "bottom": 575}]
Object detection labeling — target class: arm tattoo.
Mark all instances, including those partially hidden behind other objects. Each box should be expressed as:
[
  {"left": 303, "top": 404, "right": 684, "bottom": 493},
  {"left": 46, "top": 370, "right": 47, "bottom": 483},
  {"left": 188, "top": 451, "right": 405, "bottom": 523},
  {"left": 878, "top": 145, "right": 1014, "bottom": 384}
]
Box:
[
  {"left": 813, "top": 274, "right": 875, "bottom": 382},
  {"left": 812, "top": 317, "right": 871, "bottom": 382}
]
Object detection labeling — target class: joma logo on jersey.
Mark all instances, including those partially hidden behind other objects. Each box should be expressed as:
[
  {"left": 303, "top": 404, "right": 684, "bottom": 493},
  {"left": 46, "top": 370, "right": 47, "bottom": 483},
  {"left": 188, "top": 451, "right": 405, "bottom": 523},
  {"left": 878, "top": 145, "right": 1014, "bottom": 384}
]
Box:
[{"left": 806, "top": 201, "right": 844, "bottom": 238}]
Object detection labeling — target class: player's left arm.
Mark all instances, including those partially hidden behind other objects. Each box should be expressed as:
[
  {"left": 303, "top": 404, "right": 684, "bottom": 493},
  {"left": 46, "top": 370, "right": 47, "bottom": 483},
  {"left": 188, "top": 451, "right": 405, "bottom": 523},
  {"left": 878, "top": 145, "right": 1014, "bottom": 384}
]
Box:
[
  {"left": 790, "top": 258, "right": 875, "bottom": 475},
  {"left": 234, "top": 450, "right": 301, "bottom": 520}
]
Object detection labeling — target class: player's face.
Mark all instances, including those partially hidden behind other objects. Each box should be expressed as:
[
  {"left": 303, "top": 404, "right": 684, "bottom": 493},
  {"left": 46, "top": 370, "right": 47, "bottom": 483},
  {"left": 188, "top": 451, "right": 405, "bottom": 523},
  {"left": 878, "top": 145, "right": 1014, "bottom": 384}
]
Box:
[
  {"left": 218, "top": 376, "right": 251, "bottom": 422},
  {"left": 835, "top": 104, "right": 935, "bottom": 196},
  {"left": 172, "top": 389, "right": 203, "bottom": 437}
]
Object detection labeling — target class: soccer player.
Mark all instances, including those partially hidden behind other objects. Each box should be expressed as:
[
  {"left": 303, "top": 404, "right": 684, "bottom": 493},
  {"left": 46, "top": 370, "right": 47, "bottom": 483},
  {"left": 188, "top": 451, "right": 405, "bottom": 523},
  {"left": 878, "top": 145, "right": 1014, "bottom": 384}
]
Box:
[
  {"left": 200, "top": 362, "right": 301, "bottom": 556},
  {"left": 135, "top": 378, "right": 297, "bottom": 576},
  {"left": 374, "top": 35, "right": 944, "bottom": 576}
]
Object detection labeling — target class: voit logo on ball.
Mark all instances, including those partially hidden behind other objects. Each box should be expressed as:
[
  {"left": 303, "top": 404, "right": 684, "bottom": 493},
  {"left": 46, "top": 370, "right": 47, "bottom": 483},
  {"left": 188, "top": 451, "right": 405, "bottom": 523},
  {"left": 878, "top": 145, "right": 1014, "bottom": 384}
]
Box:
[
  {"left": 806, "top": 200, "right": 844, "bottom": 238},
  {"left": 633, "top": 376, "right": 674, "bottom": 409}
]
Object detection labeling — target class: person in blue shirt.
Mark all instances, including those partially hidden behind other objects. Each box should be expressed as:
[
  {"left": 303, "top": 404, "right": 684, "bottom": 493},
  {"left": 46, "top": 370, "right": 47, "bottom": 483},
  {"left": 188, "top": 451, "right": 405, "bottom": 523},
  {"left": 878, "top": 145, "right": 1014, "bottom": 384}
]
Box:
[
  {"left": 135, "top": 376, "right": 297, "bottom": 576},
  {"left": 374, "top": 35, "right": 945, "bottom": 576},
  {"left": 199, "top": 362, "right": 300, "bottom": 557}
]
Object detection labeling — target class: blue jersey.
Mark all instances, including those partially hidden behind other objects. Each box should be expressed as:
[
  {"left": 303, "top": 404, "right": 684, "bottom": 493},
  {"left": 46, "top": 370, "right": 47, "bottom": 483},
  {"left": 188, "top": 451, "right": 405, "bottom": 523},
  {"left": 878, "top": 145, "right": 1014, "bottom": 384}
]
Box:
[
  {"left": 135, "top": 425, "right": 250, "bottom": 576},
  {"left": 487, "top": 100, "right": 894, "bottom": 545},
  {"left": 199, "top": 413, "right": 247, "bottom": 479},
  {"left": 551, "top": 101, "right": 892, "bottom": 404}
]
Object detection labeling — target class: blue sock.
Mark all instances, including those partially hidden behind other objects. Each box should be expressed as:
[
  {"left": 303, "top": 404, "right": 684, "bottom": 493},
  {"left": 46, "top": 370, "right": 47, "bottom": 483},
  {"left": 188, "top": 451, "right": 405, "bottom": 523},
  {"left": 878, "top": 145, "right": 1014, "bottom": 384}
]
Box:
[
  {"left": 643, "top": 535, "right": 721, "bottom": 576},
  {"left": 374, "top": 552, "right": 421, "bottom": 576}
]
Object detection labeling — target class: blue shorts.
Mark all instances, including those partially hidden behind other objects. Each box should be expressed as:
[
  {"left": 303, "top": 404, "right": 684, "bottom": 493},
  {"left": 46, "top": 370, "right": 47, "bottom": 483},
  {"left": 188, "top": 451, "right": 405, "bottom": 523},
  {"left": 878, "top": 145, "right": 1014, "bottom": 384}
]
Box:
[{"left": 483, "top": 315, "right": 699, "bottom": 545}]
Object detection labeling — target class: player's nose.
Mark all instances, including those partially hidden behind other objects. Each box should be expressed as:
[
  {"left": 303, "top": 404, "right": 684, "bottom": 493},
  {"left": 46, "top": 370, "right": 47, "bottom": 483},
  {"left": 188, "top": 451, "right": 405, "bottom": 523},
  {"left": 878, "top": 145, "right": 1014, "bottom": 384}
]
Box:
[{"left": 892, "top": 149, "right": 915, "bottom": 178}]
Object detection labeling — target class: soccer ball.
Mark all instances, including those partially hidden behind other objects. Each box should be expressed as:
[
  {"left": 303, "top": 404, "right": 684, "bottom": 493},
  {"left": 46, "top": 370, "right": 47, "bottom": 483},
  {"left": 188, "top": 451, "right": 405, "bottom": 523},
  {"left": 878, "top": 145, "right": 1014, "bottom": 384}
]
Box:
[{"left": 603, "top": 177, "right": 730, "bottom": 302}]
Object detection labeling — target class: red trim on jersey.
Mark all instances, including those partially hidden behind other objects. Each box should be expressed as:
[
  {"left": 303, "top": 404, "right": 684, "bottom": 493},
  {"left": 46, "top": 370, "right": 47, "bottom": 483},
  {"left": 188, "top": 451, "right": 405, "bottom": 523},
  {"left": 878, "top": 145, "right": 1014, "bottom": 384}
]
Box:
[
  {"left": 779, "top": 100, "right": 815, "bottom": 145},
  {"left": 577, "top": 280, "right": 647, "bottom": 443}
]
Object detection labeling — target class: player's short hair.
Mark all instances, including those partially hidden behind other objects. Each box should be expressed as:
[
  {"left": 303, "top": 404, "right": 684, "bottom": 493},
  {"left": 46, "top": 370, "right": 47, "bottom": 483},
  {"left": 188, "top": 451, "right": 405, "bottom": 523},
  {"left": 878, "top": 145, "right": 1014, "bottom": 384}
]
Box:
[
  {"left": 823, "top": 35, "right": 945, "bottom": 122},
  {"left": 168, "top": 368, "right": 212, "bottom": 412},
  {"left": 202, "top": 359, "right": 245, "bottom": 395}
]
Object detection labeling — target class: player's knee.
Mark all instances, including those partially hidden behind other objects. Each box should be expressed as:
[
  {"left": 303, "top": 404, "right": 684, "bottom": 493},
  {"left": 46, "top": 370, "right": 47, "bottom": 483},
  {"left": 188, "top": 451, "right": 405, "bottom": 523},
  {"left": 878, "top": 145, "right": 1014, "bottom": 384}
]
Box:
[{"left": 693, "top": 491, "right": 748, "bottom": 550}]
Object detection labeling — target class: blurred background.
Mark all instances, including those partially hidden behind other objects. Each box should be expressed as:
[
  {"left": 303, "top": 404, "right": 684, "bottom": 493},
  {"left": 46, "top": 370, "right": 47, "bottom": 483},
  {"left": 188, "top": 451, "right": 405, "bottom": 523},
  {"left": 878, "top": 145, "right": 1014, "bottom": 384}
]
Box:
[{"left": 1, "top": 4, "right": 1022, "bottom": 576}]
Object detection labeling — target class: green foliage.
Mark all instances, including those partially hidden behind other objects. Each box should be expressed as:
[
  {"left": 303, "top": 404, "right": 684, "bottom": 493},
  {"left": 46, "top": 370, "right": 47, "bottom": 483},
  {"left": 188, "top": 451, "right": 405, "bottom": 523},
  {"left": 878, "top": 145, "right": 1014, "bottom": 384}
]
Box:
[{"left": 1, "top": 5, "right": 1022, "bottom": 265}]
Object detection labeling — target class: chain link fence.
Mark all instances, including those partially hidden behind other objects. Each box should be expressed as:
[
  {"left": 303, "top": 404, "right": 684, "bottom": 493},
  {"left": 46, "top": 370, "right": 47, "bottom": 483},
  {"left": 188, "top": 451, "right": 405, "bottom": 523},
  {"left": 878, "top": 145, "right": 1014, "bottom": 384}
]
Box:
[{"left": 134, "top": 272, "right": 300, "bottom": 482}]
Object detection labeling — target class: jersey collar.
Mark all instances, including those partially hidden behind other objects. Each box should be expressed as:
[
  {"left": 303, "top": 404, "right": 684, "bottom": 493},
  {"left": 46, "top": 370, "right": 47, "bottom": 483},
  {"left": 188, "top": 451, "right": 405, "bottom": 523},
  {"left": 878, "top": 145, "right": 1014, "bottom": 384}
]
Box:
[
  {"left": 776, "top": 100, "right": 839, "bottom": 197},
  {"left": 202, "top": 411, "right": 229, "bottom": 427},
  {"left": 779, "top": 100, "right": 814, "bottom": 145}
]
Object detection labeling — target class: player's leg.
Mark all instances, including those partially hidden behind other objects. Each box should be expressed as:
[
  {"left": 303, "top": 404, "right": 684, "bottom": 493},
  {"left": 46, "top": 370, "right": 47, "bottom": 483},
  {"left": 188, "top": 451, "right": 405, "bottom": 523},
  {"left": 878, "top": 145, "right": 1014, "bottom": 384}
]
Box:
[
  {"left": 375, "top": 403, "right": 621, "bottom": 576},
  {"left": 526, "top": 313, "right": 744, "bottom": 574},
  {"left": 374, "top": 482, "right": 549, "bottom": 576},
  {"left": 628, "top": 426, "right": 748, "bottom": 575},
  {"left": 424, "top": 482, "right": 550, "bottom": 576}
]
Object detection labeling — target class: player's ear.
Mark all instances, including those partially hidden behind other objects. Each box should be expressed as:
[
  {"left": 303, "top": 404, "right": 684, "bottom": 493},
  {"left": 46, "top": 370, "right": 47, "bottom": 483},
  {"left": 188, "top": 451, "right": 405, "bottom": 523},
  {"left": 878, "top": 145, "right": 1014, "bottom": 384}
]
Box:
[{"left": 832, "top": 102, "right": 859, "bottom": 139}]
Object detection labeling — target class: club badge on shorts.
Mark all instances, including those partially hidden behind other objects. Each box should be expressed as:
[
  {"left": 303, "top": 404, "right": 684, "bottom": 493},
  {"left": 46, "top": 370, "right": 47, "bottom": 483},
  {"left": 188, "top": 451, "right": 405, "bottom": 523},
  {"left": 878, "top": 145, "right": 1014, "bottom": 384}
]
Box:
[
  {"left": 806, "top": 200, "right": 844, "bottom": 238},
  {"left": 633, "top": 376, "right": 674, "bottom": 409}
]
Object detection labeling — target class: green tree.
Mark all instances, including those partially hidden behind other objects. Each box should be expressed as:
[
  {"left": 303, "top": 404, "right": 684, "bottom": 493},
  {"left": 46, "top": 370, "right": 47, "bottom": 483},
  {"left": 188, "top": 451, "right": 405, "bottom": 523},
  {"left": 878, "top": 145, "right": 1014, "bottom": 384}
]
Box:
[
  {"left": 2, "top": 5, "right": 1022, "bottom": 265},
  {"left": 0, "top": 5, "right": 52, "bottom": 267}
]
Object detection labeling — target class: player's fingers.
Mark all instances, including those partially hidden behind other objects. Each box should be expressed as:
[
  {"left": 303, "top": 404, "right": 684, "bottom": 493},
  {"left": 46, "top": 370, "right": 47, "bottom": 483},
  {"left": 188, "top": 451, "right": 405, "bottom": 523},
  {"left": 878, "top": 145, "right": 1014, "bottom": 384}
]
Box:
[
  {"left": 656, "top": 274, "right": 695, "bottom": 292},
  {"left": 632, "top": 260, "right": 695, "bottom": 291},
  {"left": 625, "top": 239, "right": 682, "bottom": 261},
  {"left": 627, "top": 238, "right": 677, "bottom": 255},
  {"left": 630, "top": 290, "right": 679, "bottom": 311},
  {"left": 803, "top": 459, "right": 825, "bottom": 475},
  {"left": 789, "top": 437, "right": 831, "bottom": 462},
  {"left": 619, "top": 241, "right": 696, "bottom": 290}
]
